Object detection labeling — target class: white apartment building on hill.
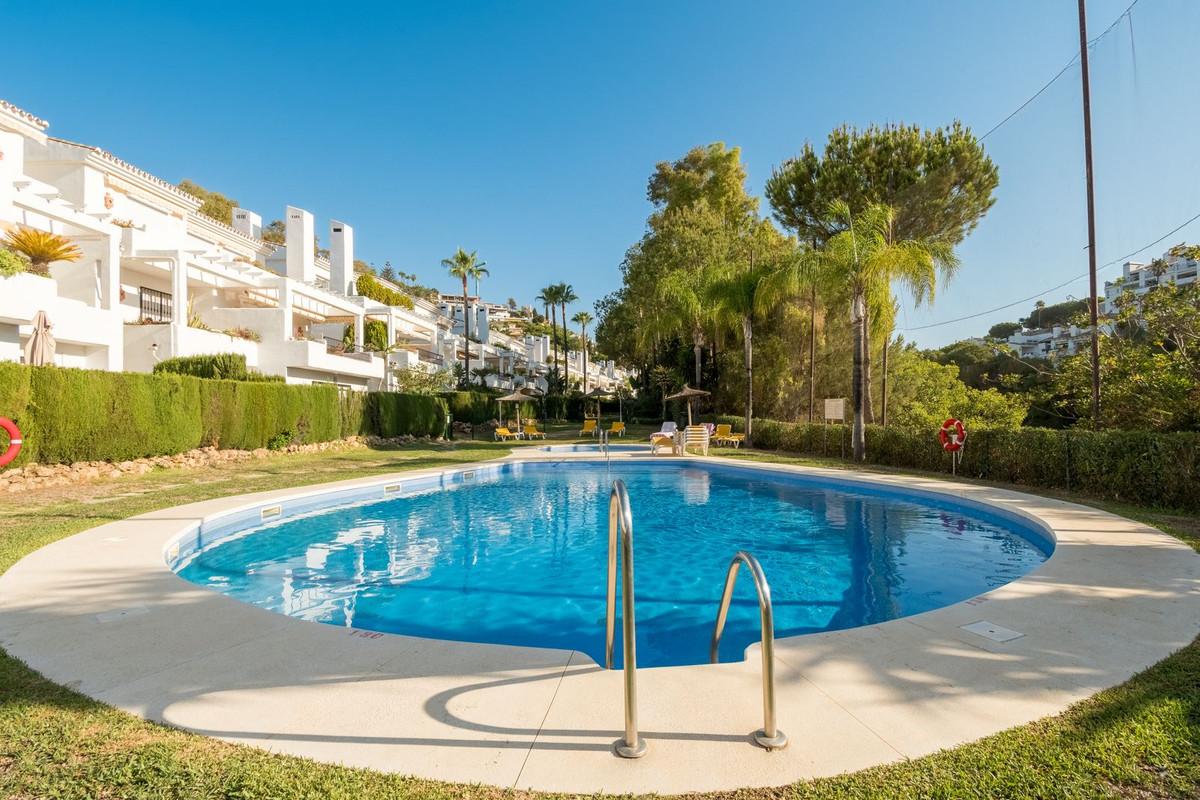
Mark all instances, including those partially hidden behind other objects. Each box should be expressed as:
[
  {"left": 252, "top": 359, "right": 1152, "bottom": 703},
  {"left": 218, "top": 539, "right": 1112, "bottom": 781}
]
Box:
[
  {"left": 1101, "top": 252, "right": 1198, "bottom": 314},
  {"left": 0, "top": 98, "right": 630, "bottom": 393},
  {"left": 1005, "top": 324, "right": 1094, "bottom": 359}
]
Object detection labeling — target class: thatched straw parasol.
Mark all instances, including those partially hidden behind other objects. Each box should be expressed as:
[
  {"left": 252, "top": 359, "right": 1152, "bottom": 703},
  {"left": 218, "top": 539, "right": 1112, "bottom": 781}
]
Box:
[
  {"left": 497, "top": 389, "right": 531, "bottom": 432},
  {"left": 663, "top": 384, "right": 710, "bottom": 426}
]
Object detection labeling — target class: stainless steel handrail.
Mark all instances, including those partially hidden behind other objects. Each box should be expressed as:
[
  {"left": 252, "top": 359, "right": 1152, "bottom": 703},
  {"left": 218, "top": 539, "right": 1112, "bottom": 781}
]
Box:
[
  {"left": 605, "top": 479, "right": 646, "bottom": 758},
  {"left": 710, "top": 550, "right": 788, "bottom": 750}
]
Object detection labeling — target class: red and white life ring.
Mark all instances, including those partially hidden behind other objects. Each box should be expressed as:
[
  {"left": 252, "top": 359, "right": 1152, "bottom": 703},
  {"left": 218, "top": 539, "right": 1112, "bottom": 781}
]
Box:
[
  {"left": 938, "top": 418, "right": 966, "bottom": 452},
  {"left": 0, "top": 417, "right": 22, "bottom": 467}
]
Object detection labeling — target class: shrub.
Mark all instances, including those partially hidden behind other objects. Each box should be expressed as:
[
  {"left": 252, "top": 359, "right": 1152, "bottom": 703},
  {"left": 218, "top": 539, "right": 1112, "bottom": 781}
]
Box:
[
  {"left": 366, "top": 393, "right": 449, "bottom": 437},
  {"left": 729, "top": 413, "right": 1200, "bottom": 511},
  {"left": 26, "top": 367, "right": 202, "bottom": 463},
  {"left": 339, "top": 390, "right": 367, "bottom": 438},
  {"left": 393, "top": 366, "right": 455, "bottom": 395},
  {"left": 356, "top": 274, "right": 414, "bottom": 309},
  {"left": 364, "top": 319, "right": 388, "bottom": 352},
  {"left": 197, "top": 380, "right": 341, "bottom": 449},
  {"left": 2, "top": 228, "right": 81, "bottom": 276},
  {"left": 0, "top": 361, "right": 36, "bottom": 466},
  {"left": 0, "top": 248, "right": 29, "bottom": 277},
  {"left": 153, "top": 354, "right": 282, "bottom": 382},
  {"left": 0, "top": 364, "right": 462, "bottom": 467}
]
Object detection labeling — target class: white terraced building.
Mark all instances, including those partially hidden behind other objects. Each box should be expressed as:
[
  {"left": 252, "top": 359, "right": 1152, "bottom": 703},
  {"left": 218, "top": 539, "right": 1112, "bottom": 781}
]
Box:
[
  {"left": 438, "top": 296, "right": 624, "bottom": 393},
  {"left": 1100, "top": 251, "right": 1199, "bottom": 314},
  {"left": 0, "top": 98, "right": 630, "bottom": 393}
]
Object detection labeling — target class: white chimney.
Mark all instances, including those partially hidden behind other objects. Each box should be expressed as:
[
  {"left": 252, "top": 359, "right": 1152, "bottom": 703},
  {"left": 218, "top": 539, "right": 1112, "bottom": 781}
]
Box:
[
  {"left": 329, "top": 220, "right": 354, "bottom": 295},
  {"left": 285, "top": 206, "right": 315, "bottom": 283},
  {"left": 232, "top": 207, "right": 261, "bottom": 239}
]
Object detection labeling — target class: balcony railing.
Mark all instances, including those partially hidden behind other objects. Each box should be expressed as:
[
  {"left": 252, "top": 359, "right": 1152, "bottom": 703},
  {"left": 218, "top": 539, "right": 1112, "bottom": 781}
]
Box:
[
  {"left": 313, "top": 335, "right": 376, "bottom": 362},
  {"left": 139, "top": 286, "right": 173, "bottom": 323}
]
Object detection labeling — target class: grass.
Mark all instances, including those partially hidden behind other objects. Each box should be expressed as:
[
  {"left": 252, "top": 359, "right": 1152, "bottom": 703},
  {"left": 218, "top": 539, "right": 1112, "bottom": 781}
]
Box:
[{"left": 1, "top": 433, "right": 1198, "bottom": 799}]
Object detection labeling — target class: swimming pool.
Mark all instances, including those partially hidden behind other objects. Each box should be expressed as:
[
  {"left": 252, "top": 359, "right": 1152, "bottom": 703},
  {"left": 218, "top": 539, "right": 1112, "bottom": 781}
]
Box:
[
  {"left": 172, "top": 460, "right": 1052, "bottom": 668},
  {"left": 539, "top": 443, "right": 652, "bottom": 453}
]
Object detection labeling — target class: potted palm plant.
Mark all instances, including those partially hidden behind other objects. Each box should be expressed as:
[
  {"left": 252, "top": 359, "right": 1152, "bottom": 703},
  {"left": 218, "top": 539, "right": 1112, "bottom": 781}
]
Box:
[{"left": 2, "top": 228, "right": 82, "bottom": 278}]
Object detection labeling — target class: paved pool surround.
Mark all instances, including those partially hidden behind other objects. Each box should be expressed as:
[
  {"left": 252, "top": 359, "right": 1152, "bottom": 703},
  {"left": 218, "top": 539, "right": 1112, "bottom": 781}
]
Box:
[{"left": 1, "top": 450, "right": 1198, "bottom": 794}]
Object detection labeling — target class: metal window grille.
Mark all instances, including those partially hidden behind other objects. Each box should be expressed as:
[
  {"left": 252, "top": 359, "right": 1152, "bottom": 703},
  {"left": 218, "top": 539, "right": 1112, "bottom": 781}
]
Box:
[{"left": 139, "top": 287, "right": 173, "bottom": 323}]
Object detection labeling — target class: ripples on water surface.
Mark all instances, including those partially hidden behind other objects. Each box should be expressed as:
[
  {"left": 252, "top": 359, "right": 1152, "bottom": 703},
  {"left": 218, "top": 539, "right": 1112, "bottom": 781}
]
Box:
[{"left": 177, "top": 462, "right": 1050, "bottom": 667}]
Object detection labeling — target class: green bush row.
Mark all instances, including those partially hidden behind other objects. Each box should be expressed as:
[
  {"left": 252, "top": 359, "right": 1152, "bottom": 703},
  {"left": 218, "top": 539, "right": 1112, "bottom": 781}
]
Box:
[
  {"left": 442, "top": 391, "right": 538, "bottom": 424},
  {"left": 0, "top": 363, "right": 448, "bottom": 467},
  {"left": 717, "top": 414, "right": 1200, "bottom": 511},
  {"left": 153, "top": 353, "right": 283, "bottom": 382},
  {"left": 366, "top": 393, "right": 449, "bottom": 437}
]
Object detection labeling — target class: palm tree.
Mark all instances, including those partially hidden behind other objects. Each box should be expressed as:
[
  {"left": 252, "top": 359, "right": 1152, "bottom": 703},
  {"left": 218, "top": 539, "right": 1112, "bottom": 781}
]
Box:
[
  {"left": 441, "top": 248, "right": 489, "bottom": 386},
  {"left": 3, "top": 228, "right": 82, "bottom": 277},
  {"left": 813, "top": 201, "right": 957, "bottom": 461},
  {"left": 649, "top": 365, "right": 676, "bottom": 419},
  {"left": 705, "top": 252, "right": 772, "bottom": 447},
  {"left": 572, "top": 310, "right": 594, "bottom": 393},
  {"left": 556, "top": 283, "right": 578, "bottom": 389},
  {"left": 658, "top": 269, "right": 714, "bottom": 387},
  {"left": 536, "top": 284, "right": 560, "bottom": 385}
]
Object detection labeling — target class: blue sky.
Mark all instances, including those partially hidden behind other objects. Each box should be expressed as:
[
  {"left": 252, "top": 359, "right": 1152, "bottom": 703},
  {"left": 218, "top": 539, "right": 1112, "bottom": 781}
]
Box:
[{"left": 5, "top": 1, "right": 1198, "bottom": 346}]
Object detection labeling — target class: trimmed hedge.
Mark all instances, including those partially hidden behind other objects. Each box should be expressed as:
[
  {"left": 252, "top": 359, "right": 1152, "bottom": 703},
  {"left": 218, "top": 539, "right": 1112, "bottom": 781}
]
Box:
[
  {"left": 23, "top": 366, "right": 202, "bottom": 465},
  {"left": 366, "top": 393, "right": 449, "bottom": 437},
  {"left": 153, "top": 353, "right": 283, "bottom": 382},
  {"left": 717, "top": 415, "right": 1200, "bottom": 511},
  {"left": 0, "top": 364, "right": 445, "bottom": 467},
  {"left": 197, "top": 380, "right": 342, "bottom": 450}
]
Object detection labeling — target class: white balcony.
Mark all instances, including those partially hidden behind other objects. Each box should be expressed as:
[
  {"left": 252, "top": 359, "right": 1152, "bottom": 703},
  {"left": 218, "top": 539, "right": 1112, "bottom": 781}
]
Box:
[
  {"left": 283, "top": 339, "right": 384, "bottom": 387},
  {"left": 0, "top": 272, "right": 122, "bottom": 369},
  {"left": 123, "top": 323, "right": 260, "bottom": 374}
]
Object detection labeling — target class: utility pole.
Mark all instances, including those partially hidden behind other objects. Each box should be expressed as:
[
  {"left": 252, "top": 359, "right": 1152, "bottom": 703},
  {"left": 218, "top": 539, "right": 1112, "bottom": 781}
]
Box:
[{"left": 1078, "top": 0, "right": 1102, "bottom": 423}]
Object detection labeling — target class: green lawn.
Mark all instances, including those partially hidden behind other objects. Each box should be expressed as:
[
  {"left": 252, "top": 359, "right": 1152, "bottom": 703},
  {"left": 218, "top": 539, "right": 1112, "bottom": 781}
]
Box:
[{"left": 1, "top": 438, "right": 1198, "bottom": 799}]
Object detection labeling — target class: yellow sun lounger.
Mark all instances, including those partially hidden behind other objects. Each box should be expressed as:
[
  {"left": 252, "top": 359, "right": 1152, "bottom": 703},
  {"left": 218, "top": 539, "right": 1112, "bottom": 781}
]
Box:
[
  {"left": 494, "top": 427, "right": 519, "bottom": 441},
  {"left": 713, "top": 424, "right": 745, "bottom": 448},
  {"left": 608, "top": 421, "right": 626, "bottom": 437},
  {"left": 523, "top": 424, "right": 546, "bottom": 439},
  {"left": 580, "top": 419, "right": 598, "bottom": 437}
]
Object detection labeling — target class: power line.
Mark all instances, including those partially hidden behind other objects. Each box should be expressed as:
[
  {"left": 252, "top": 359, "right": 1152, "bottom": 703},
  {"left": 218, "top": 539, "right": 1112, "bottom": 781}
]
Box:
[
  {"left": 899, "top": 208, "right": 1200, "bottom": 332},
  {"left": 978, "top": 0, "right": 1141, "bottom": 142}
]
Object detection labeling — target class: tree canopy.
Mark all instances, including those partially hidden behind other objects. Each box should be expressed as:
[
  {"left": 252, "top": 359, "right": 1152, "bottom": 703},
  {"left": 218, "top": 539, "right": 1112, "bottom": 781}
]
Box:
[
  {"left": 261, "top": 220, "right": 286, "bottom": 245},
  {"left": 178, "top": 180, "right": 238, "bottom": 225},
  {"left": 765, "top": 122, "right": 998, "bottom": 246},
  {"left": 988, "top": 321, "right": 1022, "bottom": 340},
  {"left": 647, "top": 142, "right": 758, "bottom": 224},
  {"left": 1019, "top": 298, "right": 1089, "bottom": 329}
]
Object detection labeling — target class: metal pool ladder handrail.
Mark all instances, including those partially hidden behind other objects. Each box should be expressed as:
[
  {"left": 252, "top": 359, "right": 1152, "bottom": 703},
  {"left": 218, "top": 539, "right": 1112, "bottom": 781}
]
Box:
[
  {"left": 605, "top": 479, "right": 646, "bottom": 758},
  {"left": 710, "top": 550, "right": 788, "bottom": 750}
]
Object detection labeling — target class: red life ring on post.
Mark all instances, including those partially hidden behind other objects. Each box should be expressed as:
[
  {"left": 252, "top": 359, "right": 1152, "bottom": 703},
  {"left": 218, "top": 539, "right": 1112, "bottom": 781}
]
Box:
[
  {"left": 0, "top": 417, "right": 22, "bottom": 467},
  {"left": 938, "top": 418, "right": 966, "bottom": 452}
]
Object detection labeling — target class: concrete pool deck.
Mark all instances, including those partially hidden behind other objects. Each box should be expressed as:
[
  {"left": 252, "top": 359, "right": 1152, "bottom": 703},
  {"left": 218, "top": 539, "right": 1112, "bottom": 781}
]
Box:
[{"left": 1, "top": 453, "right": 1198, "bottom": 794}]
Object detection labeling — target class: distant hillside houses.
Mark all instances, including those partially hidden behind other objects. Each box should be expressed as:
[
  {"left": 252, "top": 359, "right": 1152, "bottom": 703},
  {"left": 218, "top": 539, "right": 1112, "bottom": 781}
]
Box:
[
  {"left": 1100, "top": 247, "right": 1198, "bottom": 314},
  {"left": 982, "top": 245, "right": 1197, "bottom": 360}
]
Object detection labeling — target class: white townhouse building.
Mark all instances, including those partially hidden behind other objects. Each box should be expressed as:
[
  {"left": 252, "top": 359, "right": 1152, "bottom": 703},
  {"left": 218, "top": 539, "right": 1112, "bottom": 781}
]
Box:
[
  {"left": 437, "top": 294, "right": 628, "bottom": 393},
  {"left": 0, "top": 98, "right": 444, "bottom": 390},
  {"left": 1005, "top": 324, "right": 1095, "bottom": 359},
  {"left": 1101, "top": 252, "right": 1198, "bottom": 314},
  {"left": 1, "top": 97, "right": 630, "bottom": 395}
]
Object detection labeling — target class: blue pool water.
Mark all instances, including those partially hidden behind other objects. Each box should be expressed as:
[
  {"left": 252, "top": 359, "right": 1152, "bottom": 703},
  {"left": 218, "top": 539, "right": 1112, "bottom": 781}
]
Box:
[
  {"left": 539, "top": 443, "right": 651, "bottom": 453},
  {"left": 174, "top": 461, "right": 1051, "bottom": 668}
]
